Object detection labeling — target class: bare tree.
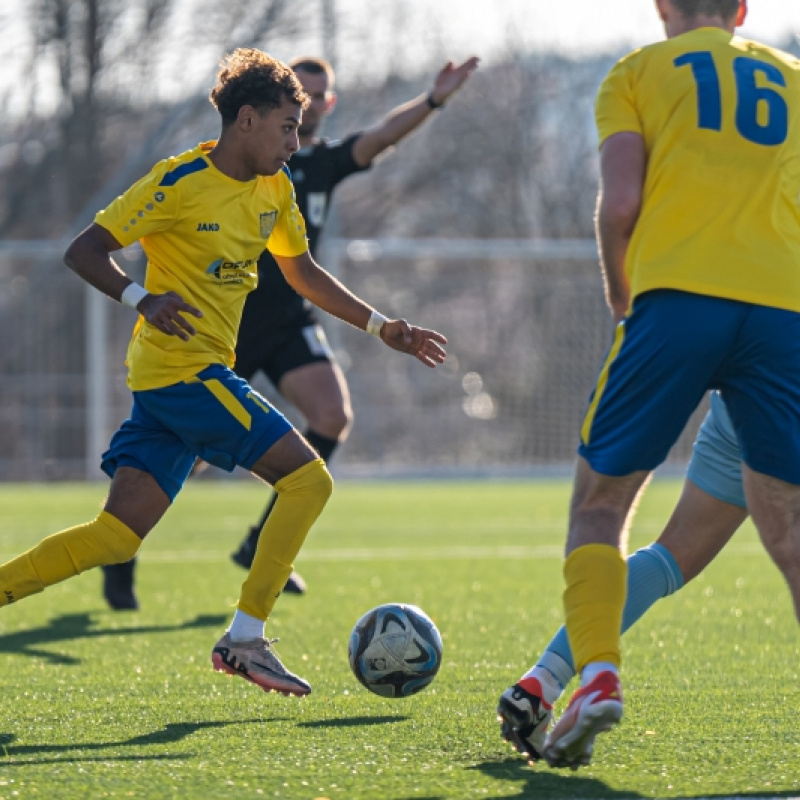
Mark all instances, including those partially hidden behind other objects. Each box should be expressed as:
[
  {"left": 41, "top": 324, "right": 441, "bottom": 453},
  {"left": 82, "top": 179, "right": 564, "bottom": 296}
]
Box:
[{"left": 0, "top": 0, "right": 311, "bottom": 238}]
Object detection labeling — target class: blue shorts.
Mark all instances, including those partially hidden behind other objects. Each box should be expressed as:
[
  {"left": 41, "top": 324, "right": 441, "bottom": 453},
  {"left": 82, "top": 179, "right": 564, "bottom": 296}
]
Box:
[
  {"left": 578, "top": 290, "right": 800, "bottom": 483},
  {"left": 101, "top": 364, "right": 293, "bottom": 501},
  {"left": 687, "top": 392, "right": 746, "bottom": 509}
]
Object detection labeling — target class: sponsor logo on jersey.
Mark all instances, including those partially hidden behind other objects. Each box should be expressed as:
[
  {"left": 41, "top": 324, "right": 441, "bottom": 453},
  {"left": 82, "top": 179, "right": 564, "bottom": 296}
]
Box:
[
  {"left": 196, "top": 222, "right": 220, "bottom": 231},
  {"left": 259, "top": 211, "right": 277, "bottom": 239},
  {"left": 205, "top": 257, "right": 258, "bottom": 284}
]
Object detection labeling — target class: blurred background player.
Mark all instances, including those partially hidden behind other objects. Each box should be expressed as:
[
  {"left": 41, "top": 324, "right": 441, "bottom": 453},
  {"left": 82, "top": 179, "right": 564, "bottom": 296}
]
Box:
[
  {"left": 497, "top": 390, "right": 749, "bottom": 762},
  {"left": 101, "top": 53, "right": 479, "bottom": 608},
  {"left": 0, "top": 47, "right": 448, "bottom": 698}
]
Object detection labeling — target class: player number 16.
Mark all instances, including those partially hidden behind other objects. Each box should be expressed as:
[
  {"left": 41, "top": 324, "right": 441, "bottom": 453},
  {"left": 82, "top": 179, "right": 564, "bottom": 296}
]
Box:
[{"left": 674, "top": 51, "right": 788, "bottom": 146}]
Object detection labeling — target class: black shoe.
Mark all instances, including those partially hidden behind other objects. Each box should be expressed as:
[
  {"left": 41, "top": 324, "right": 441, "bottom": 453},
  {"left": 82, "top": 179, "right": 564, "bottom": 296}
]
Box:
[
  {"left": 283, "top": 571, "right": 307, "bottom": 595},
  {"left": 231, "top": 529, "right": 258, "bottom": 570},
  {"left": 102, "top": 560, "right": 139, "bottom": 611},
  {"left": 231, "top": 530, "right": 307, "bottom": 595}
]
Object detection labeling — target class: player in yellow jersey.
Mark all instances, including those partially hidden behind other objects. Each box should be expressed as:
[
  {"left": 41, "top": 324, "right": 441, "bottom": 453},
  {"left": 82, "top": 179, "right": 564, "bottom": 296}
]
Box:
[
  {"left": 0, "top": 48, "right": 447, "bottom": 698},
  {"left": 499, "top": 0, "right": 800, "bottom": 769}
]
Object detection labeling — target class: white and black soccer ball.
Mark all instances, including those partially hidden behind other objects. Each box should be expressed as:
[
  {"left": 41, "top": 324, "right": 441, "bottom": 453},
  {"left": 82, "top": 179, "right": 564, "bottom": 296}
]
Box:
[{"left": 348, "top": 603, "right": 443, "bottom": 698}]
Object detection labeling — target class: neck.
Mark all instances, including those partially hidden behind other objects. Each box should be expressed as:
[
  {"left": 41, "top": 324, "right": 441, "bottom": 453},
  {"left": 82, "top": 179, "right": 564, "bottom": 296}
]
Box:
[
  {"left": 667, "top": 13, "right": 736, "bottom": 37},
  {"left": 207, "top": 137, "right": 254, "bottom": 182}
]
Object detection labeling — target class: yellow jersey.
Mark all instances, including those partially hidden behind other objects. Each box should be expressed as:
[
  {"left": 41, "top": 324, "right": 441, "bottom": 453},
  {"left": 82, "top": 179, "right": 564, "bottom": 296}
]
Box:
[
  {"left": 595, "top": 28, "right": 800, "bottom": 312},
  {"left": 96, "top": 142, "right": 308, "bottom": 390}
]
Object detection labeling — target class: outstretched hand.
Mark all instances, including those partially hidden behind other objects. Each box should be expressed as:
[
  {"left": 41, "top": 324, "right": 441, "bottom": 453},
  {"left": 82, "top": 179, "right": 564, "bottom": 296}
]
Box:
[
  {"left": 432, "top": 56, "right": 480, "bottom": 103},
  {"left": 138, "top": 291, "right": 203, "bottom": 341},
  {"left": 380, "top": 319, "right": 448, "bottom": 368}
]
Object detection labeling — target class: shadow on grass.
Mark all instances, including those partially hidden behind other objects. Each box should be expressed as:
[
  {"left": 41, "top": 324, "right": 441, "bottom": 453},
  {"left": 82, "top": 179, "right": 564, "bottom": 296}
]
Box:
[
  {"left": 472, "top": 757, "right": 800, "bottom": 799},
  {"left": 0, "top": 612, "right": 227, "bottom": 664},
  {"left": 299, "top": 715, "right": 409, "bottom": 728},
  {"left": 471, "top": 756, "right": 645, "bottom": 799},
  {"left": 0, "top": 718, "right": 271, "bottom": 765}
]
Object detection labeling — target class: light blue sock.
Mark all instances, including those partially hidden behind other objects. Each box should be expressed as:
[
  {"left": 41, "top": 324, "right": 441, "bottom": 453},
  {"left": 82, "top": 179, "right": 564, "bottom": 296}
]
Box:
[{"left": 536, "top": 542, "right": 685, "bottom": 680}]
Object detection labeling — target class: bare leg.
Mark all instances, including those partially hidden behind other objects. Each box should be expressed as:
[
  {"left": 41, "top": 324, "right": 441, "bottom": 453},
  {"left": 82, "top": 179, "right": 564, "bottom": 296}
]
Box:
[
  {"left": 100, "top": 467, "right": 172, "bottom": 611},
  {"left": 657, "top": 478, "right": 748, "bottom": 582},
  {"left": 249, "top": 429, "right": 319, "bottom": 485},
  {"left": 278, "top": 360, "right": 353, "bottom": 442},
  {"left": 103, "top": 466, "right": 172, "bottom": 539},
  {"left": 0, "top": 467, "right": 169, "bottom": 609},
  {"left": 742, "top": 465, "right": 800, "bottom": 622},
  {"left": 567, "top": 457, "right": 651, "bottom": 556}
]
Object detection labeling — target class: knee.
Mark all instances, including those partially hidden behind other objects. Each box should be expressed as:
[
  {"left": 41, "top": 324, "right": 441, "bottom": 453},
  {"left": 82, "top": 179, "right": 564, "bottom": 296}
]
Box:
[
  {"left": 313, "top": 460, "right": 335, "bottom": 504},
  {"left": 278, "top": 458, "right": 334, "bottom": 506},
  {"left": 98, "top": 512, "right": 143, "bottom": 564},
  {"left": 313, "top": 403, "right": 353, "bottom": 440}
]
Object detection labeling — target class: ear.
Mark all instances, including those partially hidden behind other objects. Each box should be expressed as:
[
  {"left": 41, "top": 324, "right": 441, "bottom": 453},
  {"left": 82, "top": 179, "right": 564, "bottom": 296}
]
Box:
[
  {"left": 237, "top": 104, "right": 256, "bottom": 130},
  {"left": 736, "top": 0, "right": 747, "bottom": 26},
  {"left": 324, "top": 91, "right": 338, "bottom": 115},
  {"left": 654, "top": 0, "right": 669, "bottom": 23}
]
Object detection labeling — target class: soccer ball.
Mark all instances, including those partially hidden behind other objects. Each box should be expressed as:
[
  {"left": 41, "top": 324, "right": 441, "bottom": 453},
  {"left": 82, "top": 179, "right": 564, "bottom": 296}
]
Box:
[{"left": 348, "top": 603, "right": 443, "bottom": 698}]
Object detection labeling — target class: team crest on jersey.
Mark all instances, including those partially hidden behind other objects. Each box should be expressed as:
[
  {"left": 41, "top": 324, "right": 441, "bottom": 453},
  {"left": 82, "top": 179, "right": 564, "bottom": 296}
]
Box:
[{"left": 259, "top": 211, "right": 277, "bottom": 239}]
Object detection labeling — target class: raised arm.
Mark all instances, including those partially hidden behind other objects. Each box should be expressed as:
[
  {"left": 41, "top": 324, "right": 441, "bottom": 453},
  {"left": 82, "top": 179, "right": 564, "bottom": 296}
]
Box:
[
  {"left": 64, "top": 223, "right": 202, "bottom": 340},
  {"left": 350, "top": 56, "right": 480, "bottom": 167},
  {"left": 594, "top": 131, "right": 646, "bottom": 322},
  {"left": 275, "top": 251, "right": 447, "bottom": 367}
]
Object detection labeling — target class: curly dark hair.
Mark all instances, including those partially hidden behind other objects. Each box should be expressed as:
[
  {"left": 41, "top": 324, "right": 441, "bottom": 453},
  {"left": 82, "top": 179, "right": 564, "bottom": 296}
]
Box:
[
  {"left": 671, "top": 0, "right": 739, "bottom": 19},
  {"left": 209, "top": 48, "right": 309, "bottom": 125}
]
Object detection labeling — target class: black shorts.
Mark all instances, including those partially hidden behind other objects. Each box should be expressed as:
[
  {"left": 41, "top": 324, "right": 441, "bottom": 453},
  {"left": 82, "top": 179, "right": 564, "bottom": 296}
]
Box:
[{"left": 234, "top": 306, "right": 335, "bottom": 386}]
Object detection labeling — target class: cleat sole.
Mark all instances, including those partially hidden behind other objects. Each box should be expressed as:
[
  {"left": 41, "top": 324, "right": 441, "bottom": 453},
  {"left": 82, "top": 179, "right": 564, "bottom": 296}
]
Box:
[{"left": 211, "top": 653, "right": 310, "bottom": 697}]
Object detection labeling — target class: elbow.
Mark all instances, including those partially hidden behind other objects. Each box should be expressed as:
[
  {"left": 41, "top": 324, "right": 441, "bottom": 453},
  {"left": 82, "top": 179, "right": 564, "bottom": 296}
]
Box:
[
  {"left": 599, "top": 194, "right": 641, "bottom": 235},
  {"left": 63, "top": 240, "right": 80, "bottom": 273},
  {"left": 64, "top": 226, "right": 110, "bottom": 275}
]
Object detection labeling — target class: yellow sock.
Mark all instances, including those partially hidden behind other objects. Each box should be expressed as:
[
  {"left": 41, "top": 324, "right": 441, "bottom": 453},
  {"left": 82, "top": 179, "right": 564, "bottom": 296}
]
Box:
[
  {"left": 0, "top": 511, "right": 142, "bottom": 607},
  {"left": 563, "top": 543, "right": 627, "bottom": 673},
  {"left": 238, "top": 458, "right": 333, "bottom": 620}
]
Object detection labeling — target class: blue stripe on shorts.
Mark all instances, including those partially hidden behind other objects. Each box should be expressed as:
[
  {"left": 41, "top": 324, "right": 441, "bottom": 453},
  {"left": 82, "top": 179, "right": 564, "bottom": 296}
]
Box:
[{"left": 101, "top": 364, "right": 293, "bottom": 501}]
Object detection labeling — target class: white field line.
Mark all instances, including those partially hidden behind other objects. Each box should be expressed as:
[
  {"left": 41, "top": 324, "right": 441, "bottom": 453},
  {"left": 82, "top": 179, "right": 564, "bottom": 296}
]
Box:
[{"left": 84, "top": 541, "right": 772, "bottom": 565}]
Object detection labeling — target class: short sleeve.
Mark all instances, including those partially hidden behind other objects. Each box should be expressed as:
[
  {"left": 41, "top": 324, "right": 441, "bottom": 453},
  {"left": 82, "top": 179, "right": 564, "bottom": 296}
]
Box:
[
  {"left": 267, "top": 175, "right": 309, "bottom": 258},
  {"left": 326, "top": 134, "right": 371, "bottom": 182},
  {"left": 595, "top": 57, "right": 642, "bottom": 148},
  {"left": 94, "top": 164, "right": 180, "bottom": 247}
]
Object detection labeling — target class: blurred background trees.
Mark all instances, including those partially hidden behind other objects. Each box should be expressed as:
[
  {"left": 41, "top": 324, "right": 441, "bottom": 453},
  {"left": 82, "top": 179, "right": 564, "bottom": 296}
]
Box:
[
  {"left": 0, "top": 0, "right": 610, "bottom": 242},
  {"left": 0, "top": 1, "right": 797, "bottom": 478},
  {"left": 0, "top": 0, "right": 308, "bottom": 237}
]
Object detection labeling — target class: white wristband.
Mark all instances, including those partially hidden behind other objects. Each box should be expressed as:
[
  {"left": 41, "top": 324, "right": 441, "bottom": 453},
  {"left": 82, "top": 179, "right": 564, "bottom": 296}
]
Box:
[
  {"left": 366, "top": 310, "right": 387, "bottom": 338},
  {"left": 120, "top": 282, "right": 149, "bottom": 310}
]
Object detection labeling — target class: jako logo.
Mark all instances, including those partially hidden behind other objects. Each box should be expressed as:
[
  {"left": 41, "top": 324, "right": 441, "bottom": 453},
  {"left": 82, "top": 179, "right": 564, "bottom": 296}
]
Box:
[{"left": 197, "top": 222, "right": 220, "bottom": 232}]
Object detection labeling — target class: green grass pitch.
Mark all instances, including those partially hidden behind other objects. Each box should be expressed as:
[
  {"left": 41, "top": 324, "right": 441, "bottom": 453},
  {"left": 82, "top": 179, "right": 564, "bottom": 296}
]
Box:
[{"left": 0, "top": 478, "right": 798, "bottom": 799}]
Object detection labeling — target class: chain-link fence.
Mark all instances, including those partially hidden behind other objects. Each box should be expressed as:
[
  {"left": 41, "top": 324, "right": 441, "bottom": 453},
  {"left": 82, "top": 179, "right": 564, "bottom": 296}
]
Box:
[{"left": 0, "top": 237, "right": 706, "bottom": 481}]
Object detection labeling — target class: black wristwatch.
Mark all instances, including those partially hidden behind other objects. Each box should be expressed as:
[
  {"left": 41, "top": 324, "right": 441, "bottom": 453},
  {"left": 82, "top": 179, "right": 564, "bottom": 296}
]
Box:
[{"left": 426, "top": 92, "right": 444, "bottom": 110}]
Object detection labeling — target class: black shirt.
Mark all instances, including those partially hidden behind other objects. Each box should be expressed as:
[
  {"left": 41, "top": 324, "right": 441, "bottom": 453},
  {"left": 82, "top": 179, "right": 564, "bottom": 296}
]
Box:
[{"left": 237, "top": 134, "right": 370, "bottom": 340}]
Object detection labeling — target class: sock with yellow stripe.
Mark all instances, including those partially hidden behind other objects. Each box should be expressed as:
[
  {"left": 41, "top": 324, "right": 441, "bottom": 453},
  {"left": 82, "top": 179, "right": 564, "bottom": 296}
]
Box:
[
  {"left": 563, "top": 543, "right": 627, "bottom": 673},
  {"left": 0, "top": 511, "right": 143, "bottom": 607},
  {"left": 237, "top": 458, "right": 333, "bottom": 621}
]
